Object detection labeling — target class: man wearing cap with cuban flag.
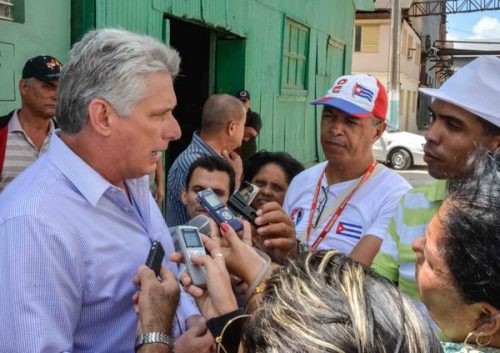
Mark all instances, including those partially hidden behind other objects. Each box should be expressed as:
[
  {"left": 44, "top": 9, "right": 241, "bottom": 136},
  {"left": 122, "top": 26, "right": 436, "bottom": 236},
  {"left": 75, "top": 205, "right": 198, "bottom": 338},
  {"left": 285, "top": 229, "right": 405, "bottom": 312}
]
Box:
[
  {"left": 283, "top": 74, "right": 411, "bottom": 266},
  {"left": 373, "top": 56, "right": 500, "bottom": 327}
]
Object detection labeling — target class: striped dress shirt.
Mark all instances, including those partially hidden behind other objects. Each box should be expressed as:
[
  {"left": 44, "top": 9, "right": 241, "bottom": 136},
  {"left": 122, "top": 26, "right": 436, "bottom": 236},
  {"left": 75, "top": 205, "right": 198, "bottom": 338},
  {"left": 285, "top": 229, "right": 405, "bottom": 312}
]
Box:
[
  {"left": 166, "top": 131, "right": 219, "bottom": 226},
  {"left": 0, "top": 109, "right": 54, "bottom": 193},
  {"left": 0, "top": 133, "right": 198, "bottom": 353}
]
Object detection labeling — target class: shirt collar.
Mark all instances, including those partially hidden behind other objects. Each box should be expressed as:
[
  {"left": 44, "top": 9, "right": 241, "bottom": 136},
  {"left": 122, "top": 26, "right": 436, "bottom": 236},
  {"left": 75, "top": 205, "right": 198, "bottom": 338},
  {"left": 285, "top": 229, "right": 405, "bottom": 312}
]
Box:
[
  {"left": 46, "top": 132, "right": 116, "bottom": 207},
  {"left": 192, "top": 131, "right": 219, "bottom": 155},
  {"left": 8, "top": 109, "right": 55, "bottom": 134}
]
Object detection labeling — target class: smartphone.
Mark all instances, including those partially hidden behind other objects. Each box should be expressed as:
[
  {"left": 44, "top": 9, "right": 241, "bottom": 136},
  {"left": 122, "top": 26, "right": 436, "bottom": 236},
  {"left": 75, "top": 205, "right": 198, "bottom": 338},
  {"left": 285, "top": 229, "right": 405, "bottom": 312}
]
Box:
[
  {"left": 175, "top": 226, "right": 208, "bottom": 288},
  {"left": 145, "top": 240, "right": 165, "bottom": 277},
  {"left": 228, "top": 191, "right": 258, "bottom": 224},
  {"left": 197, "top": 188, "right": 243, "bottom": 233},
  {"left": 236, "top": 181, "right": 259, "bottom": 204}
]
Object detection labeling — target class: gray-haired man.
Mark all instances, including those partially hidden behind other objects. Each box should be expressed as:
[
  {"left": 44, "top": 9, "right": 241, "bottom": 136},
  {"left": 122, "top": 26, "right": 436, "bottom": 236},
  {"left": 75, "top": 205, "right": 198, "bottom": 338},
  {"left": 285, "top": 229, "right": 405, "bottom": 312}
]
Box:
[{"left": 0, "top": 29, "right": 211, "bottom": 353}]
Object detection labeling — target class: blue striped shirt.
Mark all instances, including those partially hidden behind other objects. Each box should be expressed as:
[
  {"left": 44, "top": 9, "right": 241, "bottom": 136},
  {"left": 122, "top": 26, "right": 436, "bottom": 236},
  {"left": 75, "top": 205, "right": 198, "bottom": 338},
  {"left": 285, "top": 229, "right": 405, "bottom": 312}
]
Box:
[
  {"left": 166, "top": 132, "right": 219, "bottom": 226},
  {"left": 0, "top": 133, "right": 198, "bottom": 353}
]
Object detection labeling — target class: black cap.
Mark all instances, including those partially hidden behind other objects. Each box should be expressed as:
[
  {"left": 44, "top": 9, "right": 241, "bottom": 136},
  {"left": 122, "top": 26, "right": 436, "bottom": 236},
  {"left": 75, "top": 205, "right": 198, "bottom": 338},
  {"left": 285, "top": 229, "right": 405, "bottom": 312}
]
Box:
[
  {"left": 235, "top": 89, "right": 250, "bottom": 101},
  {"left": 245, "top": 111, "right": 262, "bottom": 132},
  {"left": 22, "top": 55, "right": 62, "bottom": 83}
]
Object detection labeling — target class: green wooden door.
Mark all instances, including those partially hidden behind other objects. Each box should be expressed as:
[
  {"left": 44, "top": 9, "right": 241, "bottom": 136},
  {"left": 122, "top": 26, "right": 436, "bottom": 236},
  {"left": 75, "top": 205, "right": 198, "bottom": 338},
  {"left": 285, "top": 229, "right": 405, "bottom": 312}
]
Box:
[{"left": 215, "top": 38, "right": 245, "bottom": 95}]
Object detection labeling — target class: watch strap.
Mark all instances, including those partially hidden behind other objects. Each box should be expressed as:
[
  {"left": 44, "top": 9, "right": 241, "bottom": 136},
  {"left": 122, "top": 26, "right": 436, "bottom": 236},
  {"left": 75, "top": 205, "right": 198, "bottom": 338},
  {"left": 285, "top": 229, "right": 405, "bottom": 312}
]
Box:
[{"left": 135, "top": 332, "right": 174, "bottom": 352}]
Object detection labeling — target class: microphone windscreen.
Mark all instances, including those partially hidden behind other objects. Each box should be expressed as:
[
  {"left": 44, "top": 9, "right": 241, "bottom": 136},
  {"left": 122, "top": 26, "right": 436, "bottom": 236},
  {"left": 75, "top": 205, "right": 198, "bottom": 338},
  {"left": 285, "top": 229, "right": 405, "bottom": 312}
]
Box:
[{"left": 188, "top": 214, "right": 211, "bottom": 236}]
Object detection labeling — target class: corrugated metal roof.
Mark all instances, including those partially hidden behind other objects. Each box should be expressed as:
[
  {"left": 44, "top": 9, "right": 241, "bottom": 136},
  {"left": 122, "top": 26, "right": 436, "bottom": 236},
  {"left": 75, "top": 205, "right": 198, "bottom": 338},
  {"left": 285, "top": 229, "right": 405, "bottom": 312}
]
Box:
[{"left": 374, "top": 0, "right": 414, "bottom": 10}]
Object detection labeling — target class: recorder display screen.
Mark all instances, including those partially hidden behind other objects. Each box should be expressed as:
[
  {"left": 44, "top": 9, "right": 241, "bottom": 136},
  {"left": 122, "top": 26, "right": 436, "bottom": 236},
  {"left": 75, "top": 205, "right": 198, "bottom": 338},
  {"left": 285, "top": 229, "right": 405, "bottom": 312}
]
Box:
[
  {"left": 205, "top": 193, "right": 222, "bottom": 208},
  {"left": 182, "top": 229, "right": 203, "bottom": 248}
]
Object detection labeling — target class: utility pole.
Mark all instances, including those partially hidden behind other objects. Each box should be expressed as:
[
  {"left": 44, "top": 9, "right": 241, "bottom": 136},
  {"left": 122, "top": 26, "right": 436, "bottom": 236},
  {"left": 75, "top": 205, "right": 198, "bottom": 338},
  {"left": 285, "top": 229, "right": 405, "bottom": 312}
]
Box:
[{"left": 388, "top": 0, "right": 401, "bottom": 128}]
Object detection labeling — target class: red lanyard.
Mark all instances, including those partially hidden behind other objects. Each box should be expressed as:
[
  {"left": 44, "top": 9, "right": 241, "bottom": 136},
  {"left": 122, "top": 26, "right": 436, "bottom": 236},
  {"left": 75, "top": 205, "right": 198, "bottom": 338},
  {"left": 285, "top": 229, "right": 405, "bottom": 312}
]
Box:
[{"left": 306, "top": 160, "right": 377, "bottom": 251}]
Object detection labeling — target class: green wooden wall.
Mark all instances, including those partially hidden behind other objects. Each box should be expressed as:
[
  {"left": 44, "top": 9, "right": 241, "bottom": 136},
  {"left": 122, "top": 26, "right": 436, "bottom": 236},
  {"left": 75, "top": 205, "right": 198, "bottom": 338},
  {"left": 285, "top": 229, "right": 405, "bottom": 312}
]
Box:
[
  {"left": 74, "top": 0, "right": 372, "bottom": 166},
  {"left": 0, "top": 0, "right": 71, "bottom": 115}
]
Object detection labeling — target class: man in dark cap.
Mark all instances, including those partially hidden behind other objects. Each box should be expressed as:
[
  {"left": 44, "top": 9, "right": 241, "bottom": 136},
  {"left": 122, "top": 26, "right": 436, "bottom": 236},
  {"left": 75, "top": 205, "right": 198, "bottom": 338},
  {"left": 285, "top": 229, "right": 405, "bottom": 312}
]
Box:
[
  {"left": 0, "top": 55, "right": 62, "bottom": 192},
  {"left": 235, "top": 89, "right": 263, "bottom": 160}
]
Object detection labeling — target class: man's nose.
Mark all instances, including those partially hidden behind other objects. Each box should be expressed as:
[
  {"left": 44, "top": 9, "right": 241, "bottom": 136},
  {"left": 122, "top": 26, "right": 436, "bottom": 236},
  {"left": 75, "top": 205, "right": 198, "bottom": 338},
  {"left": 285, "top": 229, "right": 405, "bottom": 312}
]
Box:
[{"left": 162, "top": 115, "right": 182, "bottom": 142}]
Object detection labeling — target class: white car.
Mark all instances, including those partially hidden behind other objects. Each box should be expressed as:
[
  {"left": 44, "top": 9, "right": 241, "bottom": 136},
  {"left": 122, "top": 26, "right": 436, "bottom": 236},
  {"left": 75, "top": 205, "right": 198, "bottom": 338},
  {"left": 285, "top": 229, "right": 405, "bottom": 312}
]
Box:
[{"left": 372, "top": 126, "right": 426, "bottom": 170}]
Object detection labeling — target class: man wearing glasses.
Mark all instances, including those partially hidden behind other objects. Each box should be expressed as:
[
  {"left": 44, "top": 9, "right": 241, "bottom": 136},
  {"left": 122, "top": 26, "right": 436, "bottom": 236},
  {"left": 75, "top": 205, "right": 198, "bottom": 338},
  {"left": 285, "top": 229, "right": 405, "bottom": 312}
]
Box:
[{"left": 284, "top": 74, "right": 411, "bottom": 266}]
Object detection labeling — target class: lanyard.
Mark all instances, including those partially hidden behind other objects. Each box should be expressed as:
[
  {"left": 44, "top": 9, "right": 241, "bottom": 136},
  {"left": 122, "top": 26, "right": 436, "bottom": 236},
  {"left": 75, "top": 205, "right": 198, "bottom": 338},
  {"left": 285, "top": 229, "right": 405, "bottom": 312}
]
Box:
[{"left": 306, "top": 160, "right": 377, "bottom": 251}]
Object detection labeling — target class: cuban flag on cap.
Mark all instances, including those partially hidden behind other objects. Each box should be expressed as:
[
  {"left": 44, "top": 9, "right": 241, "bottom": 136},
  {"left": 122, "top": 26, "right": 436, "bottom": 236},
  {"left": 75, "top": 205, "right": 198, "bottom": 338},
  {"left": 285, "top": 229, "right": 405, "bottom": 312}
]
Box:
[{"left": 311, "top": 74, "right": 388, "bottom": 120}]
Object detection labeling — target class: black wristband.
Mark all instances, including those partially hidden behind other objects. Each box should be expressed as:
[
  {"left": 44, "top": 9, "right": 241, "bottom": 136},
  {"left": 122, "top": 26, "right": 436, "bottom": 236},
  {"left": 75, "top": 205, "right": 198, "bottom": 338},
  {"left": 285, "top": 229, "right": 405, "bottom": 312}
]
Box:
[
  {"left": 207, "top": 309, "right": 247, "bottom": 353},
  {"left": 206, "top": 308, "right": 244, "bottom": 338}
]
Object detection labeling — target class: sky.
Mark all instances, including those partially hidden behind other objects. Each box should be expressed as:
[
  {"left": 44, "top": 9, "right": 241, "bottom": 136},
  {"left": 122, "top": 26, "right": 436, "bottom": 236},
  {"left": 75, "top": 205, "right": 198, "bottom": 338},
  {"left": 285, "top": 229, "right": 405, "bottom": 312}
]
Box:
[{"left": 446, "top": 10, "right": 500, "bottom": 41}]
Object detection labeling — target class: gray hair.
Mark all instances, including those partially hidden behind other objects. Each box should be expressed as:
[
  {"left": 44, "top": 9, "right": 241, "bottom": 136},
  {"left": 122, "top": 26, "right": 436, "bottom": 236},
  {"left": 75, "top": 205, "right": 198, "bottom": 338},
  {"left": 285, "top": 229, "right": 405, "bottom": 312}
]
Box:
[
  {"left": 243, "top": 250, "right": 443, "bottom": 353},
  {"left": 57, "top": 28, "right": 181, "bottom": 134}
]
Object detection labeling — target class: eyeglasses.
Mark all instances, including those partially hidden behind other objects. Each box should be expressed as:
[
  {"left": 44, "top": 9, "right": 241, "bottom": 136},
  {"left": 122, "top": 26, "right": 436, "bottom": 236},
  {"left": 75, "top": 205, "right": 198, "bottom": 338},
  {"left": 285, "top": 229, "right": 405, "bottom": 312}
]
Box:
[{"left": 312, "top": 186, "right": 328, "bottom": 228}]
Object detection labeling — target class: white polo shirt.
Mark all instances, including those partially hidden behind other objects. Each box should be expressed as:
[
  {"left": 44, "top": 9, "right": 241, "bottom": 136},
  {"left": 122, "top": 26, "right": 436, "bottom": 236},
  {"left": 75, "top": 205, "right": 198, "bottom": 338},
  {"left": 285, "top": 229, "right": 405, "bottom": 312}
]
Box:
[{"left": 284, "top": 161, "right": 411, "bottom": 254}]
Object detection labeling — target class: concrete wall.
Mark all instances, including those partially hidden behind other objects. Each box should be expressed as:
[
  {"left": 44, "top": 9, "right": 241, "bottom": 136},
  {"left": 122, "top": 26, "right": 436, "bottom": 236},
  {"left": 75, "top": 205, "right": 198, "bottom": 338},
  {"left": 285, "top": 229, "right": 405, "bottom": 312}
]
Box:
[{"left": 352, "top": 17, "right": 420, "bottom": 132}]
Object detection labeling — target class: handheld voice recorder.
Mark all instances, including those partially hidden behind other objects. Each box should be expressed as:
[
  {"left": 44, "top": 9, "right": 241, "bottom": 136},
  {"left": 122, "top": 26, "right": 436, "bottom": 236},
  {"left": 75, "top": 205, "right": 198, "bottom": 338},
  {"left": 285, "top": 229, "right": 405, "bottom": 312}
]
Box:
[
  {"left": 174, "top": 226, "right": 208, "bottom": 288},
  {"left": 145, "top": 240, "right": 165, "bottom": 277},
  {"left": 197, "top": 188, "right": 243, "bottom": 233}
]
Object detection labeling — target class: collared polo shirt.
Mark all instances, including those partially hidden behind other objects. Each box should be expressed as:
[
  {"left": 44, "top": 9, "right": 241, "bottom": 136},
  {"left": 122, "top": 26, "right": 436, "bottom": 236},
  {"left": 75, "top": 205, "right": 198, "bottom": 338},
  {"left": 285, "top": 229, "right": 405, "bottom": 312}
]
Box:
[{"left": 0, "top": 109, "right": 54, "bottom": 193}]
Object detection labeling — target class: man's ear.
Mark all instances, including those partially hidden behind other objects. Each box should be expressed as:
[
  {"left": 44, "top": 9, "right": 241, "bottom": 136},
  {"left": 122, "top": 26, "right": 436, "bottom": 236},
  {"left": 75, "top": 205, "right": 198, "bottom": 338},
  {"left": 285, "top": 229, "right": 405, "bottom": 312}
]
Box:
[
  {"left": 19, "top": 79, "right": 28, "bottom": 97},
  {"left": 181, "top": 188, "right": 188, "bottom": 206},
  {"left": 88, "top": 98, "right": 114, "bottom": 137},
  {"left": 372, "top": 121, "right": 386, "bottom": 142},
  {"left": 226, "top": 120, "right": 236, "bottom": 136},
  {"left": 471, "top": 302, "right": 500, "bottom": 338},
  {"left": 485, "top": 134, "right": 500, "bottom": 151}
]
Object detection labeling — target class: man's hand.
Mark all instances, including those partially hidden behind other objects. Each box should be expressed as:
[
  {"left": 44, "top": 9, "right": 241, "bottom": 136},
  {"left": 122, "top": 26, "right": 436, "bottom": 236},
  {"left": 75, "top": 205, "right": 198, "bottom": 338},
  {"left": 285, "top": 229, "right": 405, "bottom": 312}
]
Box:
[
  {"left": 221, "top": 150, "right": 243, "bottom": 188},
  {"left": 154, "top": 159, "right": 165, "bottom": 204},
  {"left": 132, "top": 265, "right": 180, "bottom": 335},
  {"left": 173, "top": 319, "right": 214, "bottom": 353},
  {"left": 154, "top": 185, "right": 165, "bottom": 204},
  {"left": 254, "top": 202, "right": 298, "bottom": 264}
]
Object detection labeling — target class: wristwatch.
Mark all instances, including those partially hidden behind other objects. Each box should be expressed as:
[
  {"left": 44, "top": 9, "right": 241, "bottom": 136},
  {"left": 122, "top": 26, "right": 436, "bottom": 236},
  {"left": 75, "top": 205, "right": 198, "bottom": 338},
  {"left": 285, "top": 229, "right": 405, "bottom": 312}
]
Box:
[{"left": 134, "top": 332, "right": 174, "bottom": 352}]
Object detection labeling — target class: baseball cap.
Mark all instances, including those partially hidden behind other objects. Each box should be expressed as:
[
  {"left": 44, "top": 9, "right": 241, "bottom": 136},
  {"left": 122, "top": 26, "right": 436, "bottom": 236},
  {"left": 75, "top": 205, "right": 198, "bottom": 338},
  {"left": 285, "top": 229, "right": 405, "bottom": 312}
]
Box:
[
  {"left": 235, "top": 89, "right": 251, "bottom": 101},
  {"left": 22, "top": 55, "right": 62, "bottom": 83},
  {"left": 311, "top": 74, "right": 388, "bottom": 120},
  {"left": 245, "top": 111, "right": 262, "bottom": 132},
  {"left": 420, "top": 56, "right": 500, "bottom": 128}
]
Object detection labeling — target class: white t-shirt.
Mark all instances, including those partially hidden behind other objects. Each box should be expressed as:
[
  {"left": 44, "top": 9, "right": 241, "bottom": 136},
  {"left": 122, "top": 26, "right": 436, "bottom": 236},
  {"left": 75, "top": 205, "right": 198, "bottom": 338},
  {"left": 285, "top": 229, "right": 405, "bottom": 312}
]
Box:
[{"left": 284, "top": 161, "right": 411, "bottom": 254}]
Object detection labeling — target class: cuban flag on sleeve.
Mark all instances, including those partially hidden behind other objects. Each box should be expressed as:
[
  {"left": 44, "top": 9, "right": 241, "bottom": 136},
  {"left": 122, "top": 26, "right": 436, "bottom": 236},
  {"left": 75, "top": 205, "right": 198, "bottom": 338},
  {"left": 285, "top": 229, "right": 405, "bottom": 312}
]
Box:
[{"left": 336, "top": 221, "right": 362, "bottom": 239}]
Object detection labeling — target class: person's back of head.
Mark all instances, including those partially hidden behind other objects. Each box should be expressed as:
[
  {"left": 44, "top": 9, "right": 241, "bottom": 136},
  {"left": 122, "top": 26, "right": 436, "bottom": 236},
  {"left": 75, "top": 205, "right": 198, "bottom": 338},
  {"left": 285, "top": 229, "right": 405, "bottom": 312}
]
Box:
[
  {"left": 444, "top": 149, "right": 500, "bottom": 324},
  {"left": 243, "top": 250, "right": 442, "bottom": 353},
  {"left": 201, "top": 94, "right": 246, "bottom": 137}
]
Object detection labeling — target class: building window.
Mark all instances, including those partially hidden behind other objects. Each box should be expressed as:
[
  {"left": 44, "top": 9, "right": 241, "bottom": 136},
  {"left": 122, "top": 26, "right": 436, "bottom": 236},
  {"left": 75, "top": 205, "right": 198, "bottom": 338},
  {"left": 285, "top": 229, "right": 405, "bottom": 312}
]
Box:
[
  {"left": 0, "top": 0, "right": 13, "bottom": 21},
  {"left": 354, "top": 25, "right": 379, "bottom": 53},
  {"left": 354, "top": 26, "right": 362, "bottom": 52},
  {"left": 282, "top": 17, "right": 309, "bottom": 94}
]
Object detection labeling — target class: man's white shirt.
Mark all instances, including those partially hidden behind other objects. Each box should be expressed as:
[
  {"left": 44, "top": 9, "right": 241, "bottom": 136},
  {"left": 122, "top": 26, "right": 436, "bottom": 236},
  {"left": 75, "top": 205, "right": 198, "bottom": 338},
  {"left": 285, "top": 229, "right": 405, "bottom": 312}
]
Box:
[{"left": 284, "top": 161, "right": 411, "bottom": 253}]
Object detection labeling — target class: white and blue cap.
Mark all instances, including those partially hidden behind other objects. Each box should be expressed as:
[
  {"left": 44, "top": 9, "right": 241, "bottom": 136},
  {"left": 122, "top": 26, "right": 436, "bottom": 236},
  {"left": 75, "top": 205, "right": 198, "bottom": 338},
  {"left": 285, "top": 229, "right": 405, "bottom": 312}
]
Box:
[
  {"left": 420, "top": 56, "right": 500, "bottom": 128},
  {"left": 311, "top": 74, "right": 388, "bottom": 120}
]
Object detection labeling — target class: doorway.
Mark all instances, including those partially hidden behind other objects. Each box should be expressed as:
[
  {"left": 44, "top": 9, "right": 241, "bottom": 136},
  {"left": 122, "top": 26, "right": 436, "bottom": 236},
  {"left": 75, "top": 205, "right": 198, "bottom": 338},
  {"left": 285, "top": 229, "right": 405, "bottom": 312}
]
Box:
[
  {"left": 168, "top": 18, "right": 211, "bottom": 166},
  {"left": 166, "top": 17, "right": 246, "bottom": 166}
]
